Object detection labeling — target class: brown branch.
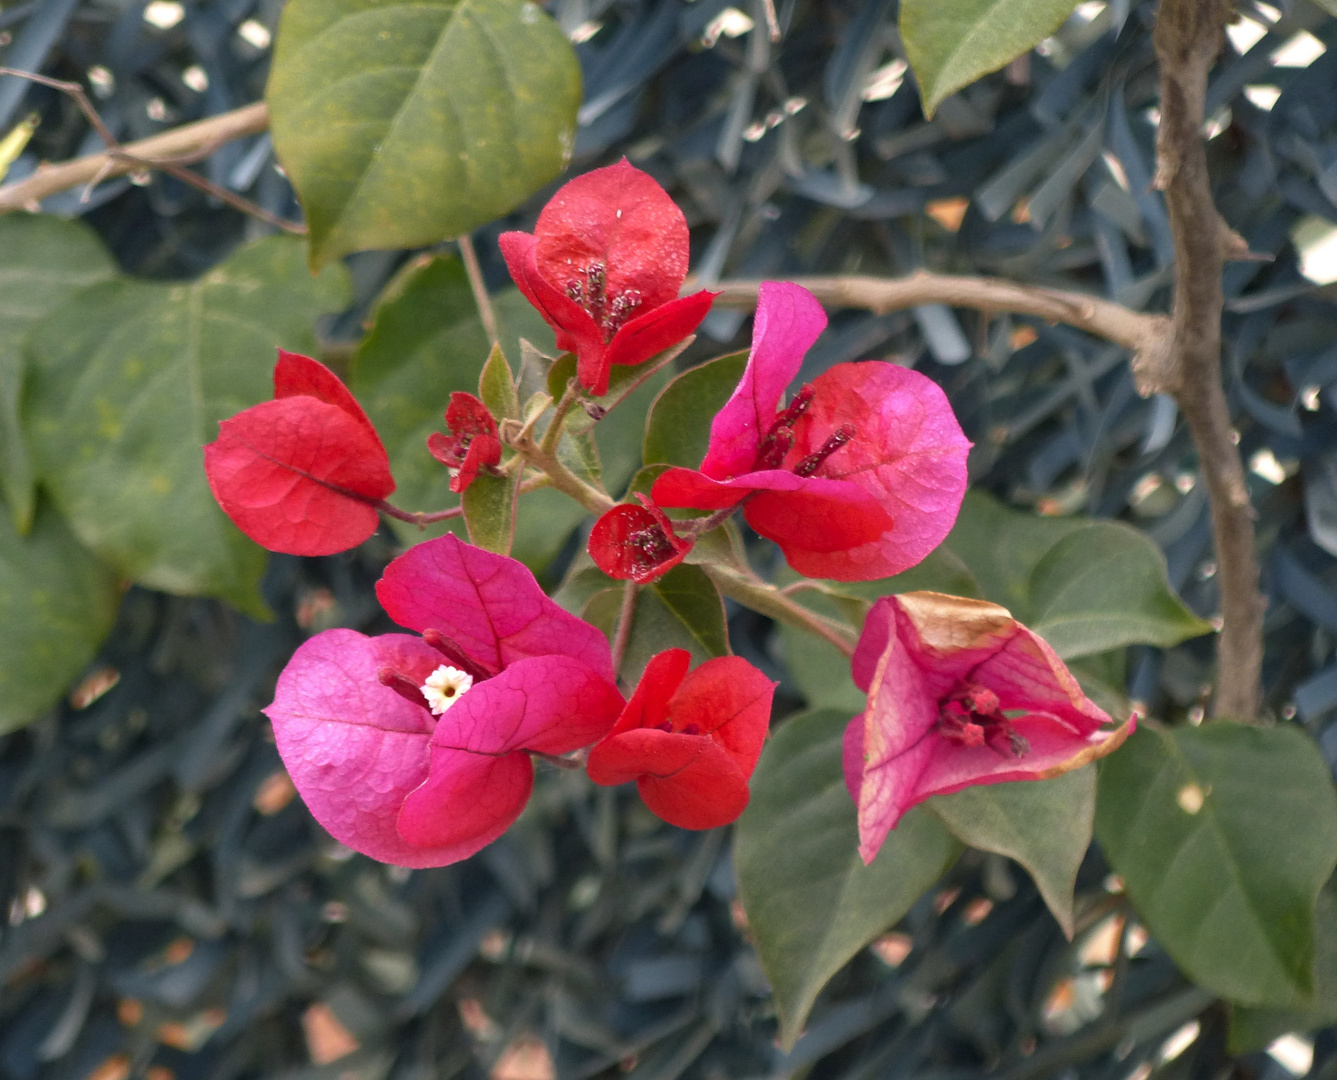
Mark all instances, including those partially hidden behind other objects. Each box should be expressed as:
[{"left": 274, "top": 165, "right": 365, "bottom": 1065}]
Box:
[
  {"left": 0, "top": 100, "right": 270, "bottom": 213},
  {"left": 1153, "top": 0, "right": 1263, "bottom": 721},
  {"left": 710, "top": 273, "right": 1172, "bottom": 375}
]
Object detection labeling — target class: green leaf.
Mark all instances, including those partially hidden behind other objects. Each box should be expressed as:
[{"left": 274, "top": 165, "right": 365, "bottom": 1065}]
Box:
[
  {"left": 0, "top": 214, "right": 117, "bottom": 534},
  {"left": 268, "top": 0, "right": 581, "bottom": 268},
  {"left": 1028, "top": 523, "right": 1212, "bottom": 658},
  {"left": 901, "top": 0, "right": 1082, "bottom": 118},
  {"left": 1096, "top": 722, "right": 1337, "bottom": 1007},
  {"left": 808, "top": 545, "right": 984, "bottom": 604},
  {"left": 735, "top": 710, "right": 961, "bottom": 1048},
  {"left": 642, "top": 351, "right": 748, "bottom": 468},
  {"left": 928, "top": 768, "right": 1095, "bottom": 937},
  {"left": 1229, "top": 882, "right": 1337, "bottom": 1051},
  {"left": 25, "top": 237, "right": 349, "bottom": 616},
  {"left": 0, "top": 498, "right": 120, "bottom": 734},
  {"left": 583, "top": 563, "right": 729, "bottom": 684},
  {"left": 478, "top": 342, "right": 519, "bottom": 421},
  {"left": 944, "top": 489, "right": 1086, "bottom": 615},
  {"left": 462, "top": 470, "right": 518, "bottom": 554},
  {"left": 350, "top": 255, "right": 580, "bottom": 571}
]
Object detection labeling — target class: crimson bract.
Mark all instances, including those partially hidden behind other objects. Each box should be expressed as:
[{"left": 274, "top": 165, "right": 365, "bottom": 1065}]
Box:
[
  {"left": 500, "top": 159, "right": 717, "bottom": 396},
  {"left": 427, "top": 391, "right": 503, "bottom": 493}
]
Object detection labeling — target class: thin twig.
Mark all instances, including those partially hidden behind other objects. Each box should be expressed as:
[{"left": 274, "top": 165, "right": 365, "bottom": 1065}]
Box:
[
  {"left": 705, "top": 566, "right": 857, "bottom": 656},
  {"left": 1151, "top": 0, "right": 1263, "bottom": 720},
  {"left": 611, "top": 581, "right": 639, "bottom": 678},
  {"left": 458, "top": 233, "right": 500, "bottom": 345},
  {"left": 539, "top": 378, "right": 582, "bottom": 456},
  {"left": 710, "top": 273, "right": 1171, "bottom": 375},
  {"left": 0, "top": 96, "right": 269, "bottom": 212},
  {"left": 375, "top": 475, "right": 550, "bottom": 529}
]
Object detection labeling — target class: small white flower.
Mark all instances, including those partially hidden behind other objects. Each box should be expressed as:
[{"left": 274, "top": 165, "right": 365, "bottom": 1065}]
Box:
[{"left": 421, "top": 665, "right": 474, "bottom": 715}]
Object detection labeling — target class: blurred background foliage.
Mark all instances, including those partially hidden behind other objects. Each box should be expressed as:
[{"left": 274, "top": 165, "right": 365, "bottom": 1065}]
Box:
[{"left": 6, "top": 0, "right": 1337, "bottom": 1076}]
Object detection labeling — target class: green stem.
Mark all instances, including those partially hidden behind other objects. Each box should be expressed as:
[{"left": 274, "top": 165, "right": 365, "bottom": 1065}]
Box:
[
  {"left": 512, "top": 437, "right": 614, "bottom": 516},
  {"left": 610, "top": 581, "right": 639, "bottom": 678},
  {"left": 705, "top": 567, "right": 857, "bottom": 657},
  {"left": 539, "top": 378, "right": 580, "bottom": 456}
]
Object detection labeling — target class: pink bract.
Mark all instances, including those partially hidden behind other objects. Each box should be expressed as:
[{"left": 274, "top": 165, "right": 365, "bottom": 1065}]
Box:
[
  {"left": 204, "top": 350, "right": 394, "bottom": 556},
  {"left": 587, "top": 494, "right": 694, "bottom": 584},
  {"left": 499, "top": 159, "right": 716, "bottom": 395},
  {"left": 266, "top": 536, "right": 623, "bottom": 867},
  {"left": 652, "top": 282, "right": 971, "bottom": 581},
  {"left": 842, "top": 592, "right": 1133, "bottom": 864},
  {"left": 426, "top": 392, "right": 502, "bottom": 493},
  {"left": 586, "top": 649, "right": 776, "bottom": 829}
]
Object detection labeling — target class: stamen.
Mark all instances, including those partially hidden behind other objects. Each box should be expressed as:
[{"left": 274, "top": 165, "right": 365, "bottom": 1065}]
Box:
[
  {"left": 754, "top": 386, "right": 816, "bottom": 469},
  {"left": 378, "top": 667, "right": 432, "bottom": 710},
  {"left": 420, "top": 629, "right": 493, "bottom": 682},
  {"left": 794, "top": 424, "right": 856, "bottom": 477}
]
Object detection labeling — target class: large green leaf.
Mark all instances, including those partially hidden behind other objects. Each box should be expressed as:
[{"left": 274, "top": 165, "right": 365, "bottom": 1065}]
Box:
[
  {"left": 0, "top": 215, "right": 117, "bottom": 534},
  {"left": 1027, "top": 523, "right": 1212, "bottom": 658},
  {"left": 901, "top": 0, "right": 1082, "bottom": 118},
  {"left": 0, "top": 498, "right": 120, "bottom": 734},
  {"left": 1096, "top": 722, "right": 1337, "bottom": 1007},
  {"left": 268, "top": 0, "right": 581, "bottom": 268},
  {"left": 583, "top": 563, "right": 729, "bottom": 684},
  {"left": 350, "top": 255, "right": 584, "bottom": 571},
  {"left": 642, "top": 351, "right": 748, "bottom": 468},
  {"left": 25, "top": 237, "right": 349, "bottom": 616},
  {"left": 735, "top": 710, "right": 960, "bottom": 1048},
  {"left": 928, "top": 768, "right": 1095, "bottom": 937}
]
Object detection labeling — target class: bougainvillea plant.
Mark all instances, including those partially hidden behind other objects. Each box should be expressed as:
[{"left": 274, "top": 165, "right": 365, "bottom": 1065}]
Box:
[{"left": 195, "top": 160, "right": 1269, "bottom": 1048}]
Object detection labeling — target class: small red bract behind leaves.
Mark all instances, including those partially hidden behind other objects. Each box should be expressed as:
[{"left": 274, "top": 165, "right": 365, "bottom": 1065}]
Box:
[
  {"left": 586, "top": 649, "right": 776, "bottom": 829},
  {"left": 588, "top": 495, "right": 693, "bottom": 584},
  {"left": 204, "top": 351, "right": 394, "bottom": 556},
  {"left": 427, "top": 392, "right": 502, "bottom": 493},
  {"left": 499, "top": 159, "right": 717, "bottom": 395}
]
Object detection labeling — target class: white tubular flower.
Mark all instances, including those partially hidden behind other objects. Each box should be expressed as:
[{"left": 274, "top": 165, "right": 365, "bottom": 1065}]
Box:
[{"left": 421, "top": 665, "right": 474, "bottom": 715}]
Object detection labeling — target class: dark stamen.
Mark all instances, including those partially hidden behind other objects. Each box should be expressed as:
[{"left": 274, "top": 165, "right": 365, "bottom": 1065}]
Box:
[
  {"left": 420, "top": 629, "right": 494, "bottom": 682},
  {"left": 378, "top": 667, "right": 432, "bottom": 710},
  {"left": 754, "top": 386, "right": 817, "bottom": 469},
  {"left": 794, "top": 424, "right": 856, "bottom": 477}
]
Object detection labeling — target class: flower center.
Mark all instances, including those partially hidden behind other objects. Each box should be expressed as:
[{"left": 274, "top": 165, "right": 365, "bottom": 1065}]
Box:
[
  {"left": 934, "top": 683, "right": 1030, "bottom": 758},
  {"left": 420, "top": 665, "right": 474, "bottom": 715},
  {"left": 564, "top": 262, "right": 642, "bottom": 340},
  {"left": 753, "top": 384, "right": 856, "bottom": 476}
]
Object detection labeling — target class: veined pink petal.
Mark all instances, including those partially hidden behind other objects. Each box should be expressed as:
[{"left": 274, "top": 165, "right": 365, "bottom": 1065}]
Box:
[
  {"left": 783, "top": 362, "right": 970, "bottom": 580},
  {"left": 499, "top": 231, "right": 607, "bottom": 370},
  {"left": 273, "top": 350, "right": 383, "bottom": 451},
  {"left": 700, "top": 283, "right": 828, "bottom": 480},
  {"left": 397, "top": 655, "right": 623, "bottom": 850},
  {"left": 264, "top": 629, "right": 468, "bottom": 868},
  {"left": 601, "top": 290, "right": 717, "bottom": 372},
  {"left": 376, "top": 534, "right": 614, "bottom": 681},
  {"left": 605, "top": 728, "right": 751, "bottom": 829}
]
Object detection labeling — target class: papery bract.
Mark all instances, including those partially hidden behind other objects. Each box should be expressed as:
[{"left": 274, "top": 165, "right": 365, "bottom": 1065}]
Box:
[
  {"left": 587, "top": 649, "right": 776, "bottom": 829},
  {"left": 204, "top": 350, "right": 394, "bottom": 556},
  {"left": 842, "top": 592, "right": 1132, "bottom": 864},
  {"left": 652, "top": 283, "right": 971, "bottom": 581},
  {"left": 266, "top": 536, "right": 623, "bottom": 867},
  {"left": 427, "top": 392, "right": 502, "bottom": 493},
  {"left": 499, "top": 159, "right": 717, "bottom": 395},
  {"left": 588, "top": 494, "right": 693, "bottom": 584}
]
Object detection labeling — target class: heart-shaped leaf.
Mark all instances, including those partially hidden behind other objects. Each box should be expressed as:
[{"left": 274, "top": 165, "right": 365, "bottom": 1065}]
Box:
[
  {"left": 901, "top": 0, "right": 1083, "bottom": 118},
  {"left": 25, "top": 237, "right": 349, "bottom": 615},
  {"left": 735, "top": 709, "right": 960, "bottom": 1049},
  {"left": 642, "top": 351, "right": 748, "bottom": 468},
  {"left": 1096, "top": 722, "right": 1337, "bottom": 1007},
  {"left": 268, "top": 0, "right": 581, "bottom": 267}
]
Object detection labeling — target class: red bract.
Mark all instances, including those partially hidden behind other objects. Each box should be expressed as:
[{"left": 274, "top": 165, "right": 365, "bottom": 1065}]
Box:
[
  {"left": 587, "top": 649, "right": 776, "bottom": 829},
  {"left": 652, "top": 283, "right": 971, "bottom": 581},
  {"left": 842, "top": 592, "right": 1133, "bottom": 864},
  {"left": 499, "top": 159, "right": 717, "bottom": 396},
  {"left": 204, "top": 350, "right": 394, "bottom": 556},
  {"left": 588, "top": 494, "right": 693, "bottom": 583},
  {"left": 265, "top": 535, "right": 622, "bottom": 867},
  {"left": 427, "top": 392, "right": 502, "bottom": 493}
]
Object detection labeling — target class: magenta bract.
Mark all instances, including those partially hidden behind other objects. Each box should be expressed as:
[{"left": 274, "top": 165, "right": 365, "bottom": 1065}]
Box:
[
  {"left": 652, "top": 282, "right": 971, "bottom": 581},
  {"left": 842, "top": 592, "right": 1133, "bottom": 864}
]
